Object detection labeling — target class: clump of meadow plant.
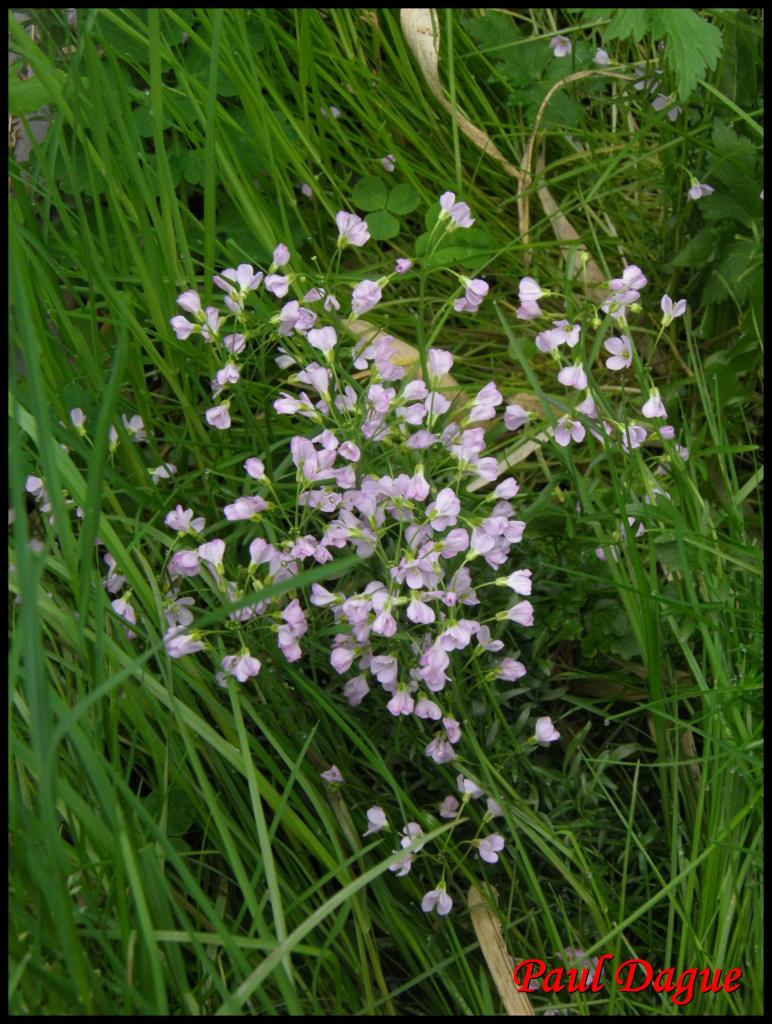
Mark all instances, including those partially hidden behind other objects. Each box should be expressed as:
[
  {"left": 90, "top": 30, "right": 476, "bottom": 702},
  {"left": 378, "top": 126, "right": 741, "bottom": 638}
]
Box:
[
  {"left": 25, "top": 189, "right": 692, "bottom": 917},
  {"left": 159, "top": 192, "right": 559, "bottom": 910}
]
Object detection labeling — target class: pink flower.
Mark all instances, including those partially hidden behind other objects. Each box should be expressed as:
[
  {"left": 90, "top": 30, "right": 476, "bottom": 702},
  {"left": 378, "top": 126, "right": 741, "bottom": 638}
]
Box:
[
  {"left": 265, "top": 274, "right": 290, "bottom": 298},
  {"left": 476, "top": 625, "right": 503, "bottom": 652},
  {"left": 164, "top": 593, "right": 195, "bottom": 630},
  {"left": 70, "top": 407, "right": 86, "bottom": 432},
  {"left": 687, "top": 181, "right": 714, "bottom": 201},
  {"left": 652, "top": 93, "right": 682, "bottom": 121},
  {"left": 425, "top": 736, "right": 457, "bottom": 763},
  {"left": 516, "top": 299, "right": 541, "bottom": 320},
  {"left": 395, "top": 258, "right": 413, "bottom": 274},
  {"left": 198, "top": 539, "right": 226, "bottom": 571},
  {"left": 468, "top": 381, "right": 502, "bottom": 422},
  {"left": 660, "top": 295, "right": 687, "bottom": 324},
  {"left": 534, "top": 716, "right": 560, "bottom": 744},
  {"left": 604, "top": 335, "right": 633, "bottom": 371},
  {"left": 422, "top": 886, "right": 453, "bottom": 915},
  {"left": 102, "top": 553, "right": 126, "bottom": 594},
  {"left": 576, "top": 393, "right": 598, "bottom": 419},
  {"left": 389, "top": 852, "right": 413, "bottom": 877},
  {"left": 536, "top": 320, "right": 580, "bottom": 352},
  {"left": 165, "top": 505, "right": 205, "bottom": 534},
  {"left": 363, "top": 805, "right": 388, "bottom": 836},
  {"left": 200, "top": 307, "right": 220, "bottom": 342},
  {"left": 320, "top": 765, "right": 344, "bottom": 784},
  {"left": 224, "top": 333, "right": 246, "bottom": 354},
  {"left": 224, "top": 496, "right": 268, "bottom": 521},
  {"left": 550, "top": 35, "right": 572, "bottom": 57},
  {"left": 222, "top": 651, "right": 262, "bottom": 682},
  {"left": 503, "top": 569, "right": 532, "bottom": 595},
  {"left": 281, "top": 598, "right": 308, "bottom": 635},
  {"left": 111, "top": 597, "right": 136, "bottom": 635},
  {"left": 457, "top": 775, "right": 484, "bottom": 799},
  {"left": 439, "top": 191, "right": 474, "bottom": 228},
  {"left": 352, "top": 279, "right": 383, "bottom": 315},
  {"left": 213, "top": 264, "right": 263, "bottom": 296},
  {"left": 205, "top": 404, "right": 231, "bottom": 430},
  {"left": 504, "top": 404, "right": 530, "bottom": 431},
  {"left": 486, "top": 797, "right": 504, "bottom": 818},
  {"left": 415, "top": 698, "right": 443, "bottom": 720},
  {"left": 506, "top": 600, "right": 534, "bottom": 627},
  {"left": 407, "top": 597, "right": 436, "bottom": 624},
  {"left": 428, "top": 347, "right": 454, "bottom": 381},
  {"left": 177, "top": 290, "right": 202, "bottom": 315},
  {"left": 387, "top": 688, "right": 415, "bottom": 716},
  {"left": 554, "top": 416, "right": 585, "bottom": 447},
  {"left": 443, "top": 716, "right": 462, "bottom": 744},
  {"left": 401, "top": 822, "right": 425, "bottom": 850},
  {"left": 339, "top": 441, "right": 361, "bottom": 461},
  {"left": 122, "top": 414, "right": 147, "bottom": 442},
  {"left": 427, "top": 488, "right": 460, "bottom": 530},
  {"left": 212, "top": 362, "right": 240, "bottom": 396},
  {"left": 336, "top": 211, "right": 370, "bottom": 247},
  {"left": 498, "top": 658, "right": 526, "bottom": 681},
  {"left": 439, "top": 795, "right": 460, "bottom": 818},
  {"left": 307, "top": 326, "right": 338, "bottom": 354},
  {"left": 495, "top": 477, "right": 520, "bottom": 499},
  {"left": 168, "top": 549, "right": 201, "bottom": 578},
  {"left": 164, "top": 630, "right": 206, "bottom": 658},
  {"left": 271, "top": 243, "right": 291, "bottom": 267},
  {"left": 641, "top": 388, "right": 667, "bottom": 419},
  {"left": 610, "top": 265, "right": 647, "bottom": 292},
  {"left": 557, "top": 363, "right": 588, "bottom": 390},
  {"left": 301, "top": 182, "right": 313, "bottom": 198},
  {"left": 519, "top": 277, "right": 543, "bottom": 303},
  {"left": 278, "top": 300, "right": 317, "bottom": 336},
  {"left": 621, "top": 424, "right": 648, "bottom": 452},
  {"left": 244, "top": 457, "right": 266, "bottom": 480},
  {"left": 331, "top": 644, "right": 356, "bottom": 674},
  {"left": 344, "top": 675, "right": 370, "bottom": 706},
  {"left": 454, "top": 277, "right": 488, "bottom": 313},
  {"left": 594, "top": 48, "right": 611, "bottom": 65},
  {"left": 478, "top": 833, "right": 505, "bottom": 863}
]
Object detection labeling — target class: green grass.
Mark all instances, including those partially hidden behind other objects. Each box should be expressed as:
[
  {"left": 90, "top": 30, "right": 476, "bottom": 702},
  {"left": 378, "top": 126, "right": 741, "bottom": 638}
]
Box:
[{"left": 9, "top": 8, "right": 763, "bottom": 1016}]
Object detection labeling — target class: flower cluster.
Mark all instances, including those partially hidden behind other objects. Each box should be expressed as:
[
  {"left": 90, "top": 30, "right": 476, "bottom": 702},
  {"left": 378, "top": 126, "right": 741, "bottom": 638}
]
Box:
[
  {"left": 510, "top": 261, "right": 691, "bottom": 559},
  {"left": 157, "top": 195, "right": 560, "bottom": 915}
]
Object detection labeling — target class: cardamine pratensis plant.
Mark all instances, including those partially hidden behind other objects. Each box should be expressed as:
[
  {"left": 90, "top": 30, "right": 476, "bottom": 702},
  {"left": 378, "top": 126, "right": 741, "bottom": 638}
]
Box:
[{"left": 26, "top": 191, "right": 690, "bottom": 915}]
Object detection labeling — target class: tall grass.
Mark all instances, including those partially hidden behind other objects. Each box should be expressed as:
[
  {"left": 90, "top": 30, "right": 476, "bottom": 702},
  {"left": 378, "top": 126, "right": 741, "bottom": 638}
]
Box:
[{"left": 9, "top": 8, "right": 763, "bottom": 1015}]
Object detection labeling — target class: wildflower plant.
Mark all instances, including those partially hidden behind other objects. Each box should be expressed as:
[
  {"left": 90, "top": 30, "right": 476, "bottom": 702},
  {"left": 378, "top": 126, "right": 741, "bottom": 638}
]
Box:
[
  {"left": 158, "top": 196, "right": 549, "bottom": 907},
  {"left": 23, "top": 187, "right": 699, "bottom": 920}
]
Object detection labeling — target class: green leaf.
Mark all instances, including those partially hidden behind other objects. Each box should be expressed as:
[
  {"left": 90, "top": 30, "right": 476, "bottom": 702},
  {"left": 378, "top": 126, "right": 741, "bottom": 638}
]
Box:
[
  {"left": 352, "top": 175, "right": 388, "bottom": 212},
  {"left": 702, "top": 237, "right": 762, "bottom": 306},
  {"left": 716, "top": 11, "right": 760, "bottom": 109},
  {"left": 142, "top": 787, "right": 196, "bottom": 836},
  {"left": 365, "top": 208, "right": 400, "bottom": 241},
  {"left": 649, "top": 9, "right": 723, "bottom": 102},
  {"left": 602, "top": 9, "right": 649, "bottom": 43},
  {"left": 416, "top": 226, "right": 496, "bottom": 269},
  {"left": 667, "top": 227, "right": 720, "bottom": 269},
  {"left": 183, "top": 150, "right": 205, "bottom": 186},
  {"left": 133, "top": 99, "right": 174, "bottom": 138},
  {"left": 462, "top": 11, "right": 520, "bottom": 53},
  {"left": 496, "top": 37, "right": 551, "bottom": 89},
  {"left": 386, "top": 183, "right": 421, "bottom": 215},
  {"left": 9, "top": 68, "right": 66, "bottom": 116},
  {"left": 524, "top": 81, "right": 586, "bottom": 129}
]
